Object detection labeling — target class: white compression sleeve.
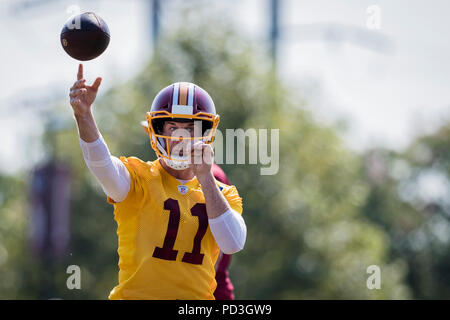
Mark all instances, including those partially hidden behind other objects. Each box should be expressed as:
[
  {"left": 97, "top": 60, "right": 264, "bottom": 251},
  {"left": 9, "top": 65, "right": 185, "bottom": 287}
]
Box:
[
  {"left": 209, "top": 209, "right": 247, "bottom": 254},
  {"left": 79, "top": 135, "right": 131, "bottom": 203}
]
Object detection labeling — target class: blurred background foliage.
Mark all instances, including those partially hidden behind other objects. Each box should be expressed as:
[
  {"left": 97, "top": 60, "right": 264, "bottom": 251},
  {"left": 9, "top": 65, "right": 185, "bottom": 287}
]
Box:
[{"left": 0, "top": 14, "right": 449, "bottom": 300}]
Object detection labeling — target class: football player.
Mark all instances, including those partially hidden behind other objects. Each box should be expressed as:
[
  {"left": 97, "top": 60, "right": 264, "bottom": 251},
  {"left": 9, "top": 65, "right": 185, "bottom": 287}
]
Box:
[
  {"left": 69, "top": 64, "right": 246, "bottom": 300},
  {"left": 140, "top": 121, "right": 236, "bottom": 300}
]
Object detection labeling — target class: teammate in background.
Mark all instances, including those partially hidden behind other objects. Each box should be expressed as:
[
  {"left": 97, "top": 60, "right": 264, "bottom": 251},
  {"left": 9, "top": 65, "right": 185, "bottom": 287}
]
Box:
[
  {"left": 141, "top": 121, "right": 236, "bottom": 300},
  {"left": 211, "top": 164, "right": 235, "bottom": 300},
  {"left": 69, "top": 64, "right": 246, "bottom": 299}
]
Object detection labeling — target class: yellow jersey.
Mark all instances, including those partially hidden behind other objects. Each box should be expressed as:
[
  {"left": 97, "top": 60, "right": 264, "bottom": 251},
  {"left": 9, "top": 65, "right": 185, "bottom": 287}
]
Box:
[{"left": 106, "top": 157, "right": 243, "bottom": 300}]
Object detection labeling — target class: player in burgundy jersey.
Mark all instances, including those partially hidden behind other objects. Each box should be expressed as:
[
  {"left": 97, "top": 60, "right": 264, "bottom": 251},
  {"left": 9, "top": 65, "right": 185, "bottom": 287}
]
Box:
[{"left": 212, "top": 164, "right": 235, "bottom": 300}]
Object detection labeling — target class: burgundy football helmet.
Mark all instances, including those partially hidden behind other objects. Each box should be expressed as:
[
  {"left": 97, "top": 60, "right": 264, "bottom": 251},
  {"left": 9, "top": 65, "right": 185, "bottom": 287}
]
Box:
[{"left": 146, "top": 82, "right": 220, "bottom": 170}]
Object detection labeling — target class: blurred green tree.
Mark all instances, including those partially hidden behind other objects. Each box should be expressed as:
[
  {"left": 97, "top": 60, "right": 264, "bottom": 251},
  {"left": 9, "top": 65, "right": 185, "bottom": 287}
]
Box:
[{"left": 362, "top": 124, "right": 450, "bottom": 299}]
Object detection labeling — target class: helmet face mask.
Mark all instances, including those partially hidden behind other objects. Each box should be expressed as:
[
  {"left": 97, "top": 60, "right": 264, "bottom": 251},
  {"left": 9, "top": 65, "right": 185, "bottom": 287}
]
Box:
[{"left": 147, "top": 82, "right": 220, "bottom": 170}]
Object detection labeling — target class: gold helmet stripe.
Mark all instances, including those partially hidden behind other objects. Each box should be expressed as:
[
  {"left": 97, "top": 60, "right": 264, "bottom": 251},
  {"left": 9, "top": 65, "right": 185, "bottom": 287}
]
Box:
[{"left": 178, "top": 82, "right": 189, "bottom": 106}]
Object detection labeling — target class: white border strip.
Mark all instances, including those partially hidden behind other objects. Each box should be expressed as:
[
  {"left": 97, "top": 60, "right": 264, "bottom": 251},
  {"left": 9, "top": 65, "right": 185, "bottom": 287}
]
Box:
[
  {"left": 172, "top": 105, "right": 194, "bottom": 115},
  {"left": 188, "top": 83, "right": 194, "bottom": 106},
  {"left": 172, "top": 83, "right": 180, "bottom": 106}
]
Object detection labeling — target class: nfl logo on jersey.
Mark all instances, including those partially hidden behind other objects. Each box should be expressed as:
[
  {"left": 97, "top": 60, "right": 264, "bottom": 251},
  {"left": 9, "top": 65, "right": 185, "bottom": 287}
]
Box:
[{"left": 177, "top": 185, "right": 189, "bottom": 195}]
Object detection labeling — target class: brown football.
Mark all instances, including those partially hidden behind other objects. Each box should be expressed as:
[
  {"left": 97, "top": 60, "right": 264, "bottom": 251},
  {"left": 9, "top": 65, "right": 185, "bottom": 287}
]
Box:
[{"left": 60, "top": 12, "right": 110, "bottom": 61}]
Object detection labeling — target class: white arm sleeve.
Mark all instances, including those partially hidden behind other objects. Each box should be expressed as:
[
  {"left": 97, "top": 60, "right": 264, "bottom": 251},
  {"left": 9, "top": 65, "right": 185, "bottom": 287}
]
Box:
[
  {"left": 209, "top": 209, "right": 247, "bottom": 255},
  {"left": 79, "top": 135, "right": 131, "bottom": 203}
]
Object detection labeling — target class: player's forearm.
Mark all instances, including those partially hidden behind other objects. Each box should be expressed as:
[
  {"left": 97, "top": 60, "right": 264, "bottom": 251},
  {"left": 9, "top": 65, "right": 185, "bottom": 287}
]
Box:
[
  {"left": 74, "top": 110, "right": 101, "bottom": 143},
  {"left": 198, "top": 171, "right": 230, "bottom": 219},
  {"left": 199, "top": 172, "right": 246, "bottom": 254}
]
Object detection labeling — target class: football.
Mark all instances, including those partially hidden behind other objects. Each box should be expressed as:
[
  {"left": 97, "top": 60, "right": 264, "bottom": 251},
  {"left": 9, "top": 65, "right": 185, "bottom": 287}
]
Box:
[{"left": 60, "top": 12, "right": 110, "bottom": 61}]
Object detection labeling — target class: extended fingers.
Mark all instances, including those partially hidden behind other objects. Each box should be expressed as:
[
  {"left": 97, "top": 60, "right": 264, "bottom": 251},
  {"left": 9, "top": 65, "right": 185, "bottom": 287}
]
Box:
[
  {"left": 77, "top": 64, "right": 83, "bottom": 80},
  {"left": 90, "top": 77, "right": 102, "bottom": 91}
]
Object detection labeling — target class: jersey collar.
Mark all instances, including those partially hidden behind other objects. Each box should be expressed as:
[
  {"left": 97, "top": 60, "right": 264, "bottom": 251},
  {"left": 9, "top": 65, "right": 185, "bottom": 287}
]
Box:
[{"left": 155, "top": 158, "right": 200, "bottom": 189}]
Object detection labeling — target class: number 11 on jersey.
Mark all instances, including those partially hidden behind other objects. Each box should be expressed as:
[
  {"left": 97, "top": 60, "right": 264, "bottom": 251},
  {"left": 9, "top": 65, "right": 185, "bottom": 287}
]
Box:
[{"left": 152, "top": 198, "right": 208, "bottom": 265}]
